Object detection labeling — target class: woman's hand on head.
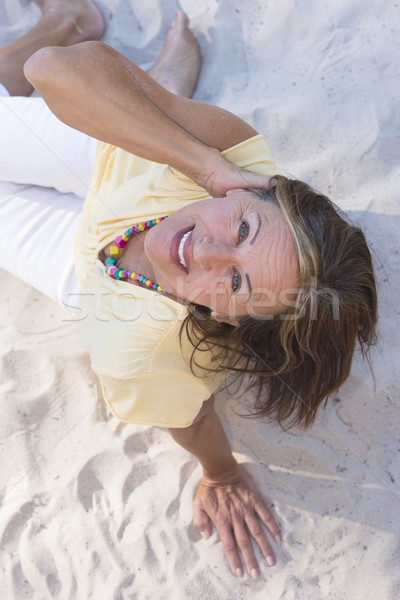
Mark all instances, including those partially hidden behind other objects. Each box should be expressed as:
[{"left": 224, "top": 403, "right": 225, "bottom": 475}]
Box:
[
  {"left": 198, "top": 152, "right": 274, "bottom": 198},
  {"left": 192, "top": 464, "right": 281, "bottom": 578}
]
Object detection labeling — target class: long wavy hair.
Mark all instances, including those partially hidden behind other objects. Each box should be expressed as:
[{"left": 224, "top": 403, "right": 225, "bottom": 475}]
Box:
[{"left": 180, "top": 176, "right": 378, "bottom": 429}]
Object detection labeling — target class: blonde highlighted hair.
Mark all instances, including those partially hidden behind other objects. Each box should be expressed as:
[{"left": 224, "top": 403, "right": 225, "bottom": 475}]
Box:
[{"left": 182, "top": 176, "right": 378, "bottom": 429}]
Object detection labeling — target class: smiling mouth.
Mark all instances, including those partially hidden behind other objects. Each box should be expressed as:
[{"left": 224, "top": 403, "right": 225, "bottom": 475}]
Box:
[
  {"left": 177, "top": 227, "right": 194, "bottom": 271},
  {"left": 178, "top": 230, "right": 191, "bottom": 269}
]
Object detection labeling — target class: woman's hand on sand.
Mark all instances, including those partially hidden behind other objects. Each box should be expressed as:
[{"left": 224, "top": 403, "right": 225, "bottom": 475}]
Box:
[
  {"left": 198, "top": 153, "right": 274, "bottom": 198},
  {"left": 192, "top": 465, "right": 281, "bottom": 578}
]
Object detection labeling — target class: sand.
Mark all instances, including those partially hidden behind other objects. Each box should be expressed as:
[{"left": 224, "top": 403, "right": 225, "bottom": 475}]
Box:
[{"left": 1, "top": 1, "right": 399, "bottom": 598}]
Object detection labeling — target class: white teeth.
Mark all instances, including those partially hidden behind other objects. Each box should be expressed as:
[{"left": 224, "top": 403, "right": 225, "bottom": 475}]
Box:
[{"left": 178, "top": 230, "right": 191, "bottom": 269}]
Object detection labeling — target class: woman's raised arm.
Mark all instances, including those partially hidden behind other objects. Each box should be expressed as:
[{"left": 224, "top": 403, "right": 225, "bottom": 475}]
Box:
[{"left": 24, "top": 41, "right": 272, "bottom": 197}]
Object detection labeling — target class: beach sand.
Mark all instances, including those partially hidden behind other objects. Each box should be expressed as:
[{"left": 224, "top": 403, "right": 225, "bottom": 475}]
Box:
[{"left": 0, "top": 1, "right": 399, "bottom": 598}]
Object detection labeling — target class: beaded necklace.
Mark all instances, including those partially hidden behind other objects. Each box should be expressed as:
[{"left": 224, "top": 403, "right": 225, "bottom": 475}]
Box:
[{"left": 104, "top": 216, "right": 169, "bottom": 293}]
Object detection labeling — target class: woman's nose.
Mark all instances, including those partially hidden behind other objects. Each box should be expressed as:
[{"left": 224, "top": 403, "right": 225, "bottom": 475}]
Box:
[{"left": 194, "top": 237, "right": 236, "bottom": 270}]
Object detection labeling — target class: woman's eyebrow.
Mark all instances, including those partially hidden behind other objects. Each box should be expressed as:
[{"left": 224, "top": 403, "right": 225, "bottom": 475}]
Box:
[{"left": 250, "top": 212, "right": 262, "bottom": 246}]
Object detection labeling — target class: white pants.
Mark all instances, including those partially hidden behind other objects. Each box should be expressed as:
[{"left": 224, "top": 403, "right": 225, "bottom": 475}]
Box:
[{"left": 0, "top": 83, "right": 96, "bottom": 310}]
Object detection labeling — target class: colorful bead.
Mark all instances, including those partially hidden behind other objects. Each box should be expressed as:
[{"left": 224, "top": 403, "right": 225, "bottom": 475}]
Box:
[
  {"left": 114, "top": 236, "right": 127, "bottom": 248},
  {"left": 105, "top": 257, "right": 116, "bottom": 266},
  {"left": 110, "top": 246, "right": 120, "bottom": 259}
]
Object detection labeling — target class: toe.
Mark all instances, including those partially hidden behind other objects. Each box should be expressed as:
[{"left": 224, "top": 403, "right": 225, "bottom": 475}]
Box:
[{"left": 173, "top": 11, "right": 189, "bottom": 28}]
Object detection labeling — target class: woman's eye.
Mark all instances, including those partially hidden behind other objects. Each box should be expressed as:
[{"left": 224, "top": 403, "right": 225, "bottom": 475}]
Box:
[
  {"left": 232, "top": 270, "right": 241, "bottom": 293},
  {"left": 238, "top": 220, "right": 249, "bottom": 243}
]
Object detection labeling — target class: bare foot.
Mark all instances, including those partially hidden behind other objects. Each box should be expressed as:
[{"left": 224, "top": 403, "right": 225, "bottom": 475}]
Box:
[
  {"left": 148, "top": 12, "right": 201, "bottom": 98},
  {"left": 33, "top": 0, "right": 105, "bottom": 44},
  {"left": 0, "top": 0, "right": 104, "bottom": 96}
]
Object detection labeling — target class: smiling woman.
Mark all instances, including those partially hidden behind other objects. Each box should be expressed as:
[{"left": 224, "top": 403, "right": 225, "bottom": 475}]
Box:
[{"left": 0, "top": 2, "right": 377, "bottom": 581}]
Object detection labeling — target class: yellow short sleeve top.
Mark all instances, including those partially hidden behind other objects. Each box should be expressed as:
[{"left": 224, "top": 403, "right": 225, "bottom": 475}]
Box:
[{"left": 74, "top": 134, "right": 278, "bottom": 428}]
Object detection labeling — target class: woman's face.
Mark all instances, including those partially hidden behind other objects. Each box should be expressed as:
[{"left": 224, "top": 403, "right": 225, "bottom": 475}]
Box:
[{"left": 144, "top": 189, "right": 299, "bottom": 323}]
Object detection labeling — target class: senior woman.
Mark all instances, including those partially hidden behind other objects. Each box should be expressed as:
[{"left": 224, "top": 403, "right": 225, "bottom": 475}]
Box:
[{"left": 0, "top": 1, "right": 377, "bottom": 580}]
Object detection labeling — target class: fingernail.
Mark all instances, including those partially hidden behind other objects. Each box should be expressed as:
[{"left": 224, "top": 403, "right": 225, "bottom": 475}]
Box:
[
  {"left": 274, "top": 534, "right": 282, "bottom": 544},
  {"left": 200, "top": 531, "right": 208, "bottom": 540},
  {"left": 266, "top": 555, "right": 274, "bottom": 566},
  {"left": 235, "top": 568, "right": 243, "bottom": 577},
  {"left": 251, "top": 568, "right": 259, "bottom": 579}
]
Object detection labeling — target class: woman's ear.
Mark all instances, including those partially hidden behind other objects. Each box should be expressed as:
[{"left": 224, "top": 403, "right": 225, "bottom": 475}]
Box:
[
  {"left": 211, "top": 311, "right": 240, "bottom": 327},
  {"left": 270, "top": 176, "right": 278, "bottom": 188}
]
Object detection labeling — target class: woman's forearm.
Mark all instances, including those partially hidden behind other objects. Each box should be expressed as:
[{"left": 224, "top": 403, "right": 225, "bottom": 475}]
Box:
[
  {"left": 24, "top": 42, "right": 222, "bottom": 186},
  {"left": 169, "top": 401, "right": 238, "bottom": 480}
]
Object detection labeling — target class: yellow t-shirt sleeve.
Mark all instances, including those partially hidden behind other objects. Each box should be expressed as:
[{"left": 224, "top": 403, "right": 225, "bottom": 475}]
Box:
[
  {"left": 76, "top": 272, "right": 225, "bottom": 428},
  {"left": 99, "top": 371, "right": 210, "bottom": 428}
]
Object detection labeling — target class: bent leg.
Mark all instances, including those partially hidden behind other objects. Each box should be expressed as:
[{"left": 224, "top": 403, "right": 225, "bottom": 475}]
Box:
[
  {"left": 0, "top": 0, "right": 104, "bottom": 96},
  {"left": 0, "top": 1, "right": 103, "bottom": 194},
  {"left": 0, "top": 182, "right": 81, "bottom": 310}
]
